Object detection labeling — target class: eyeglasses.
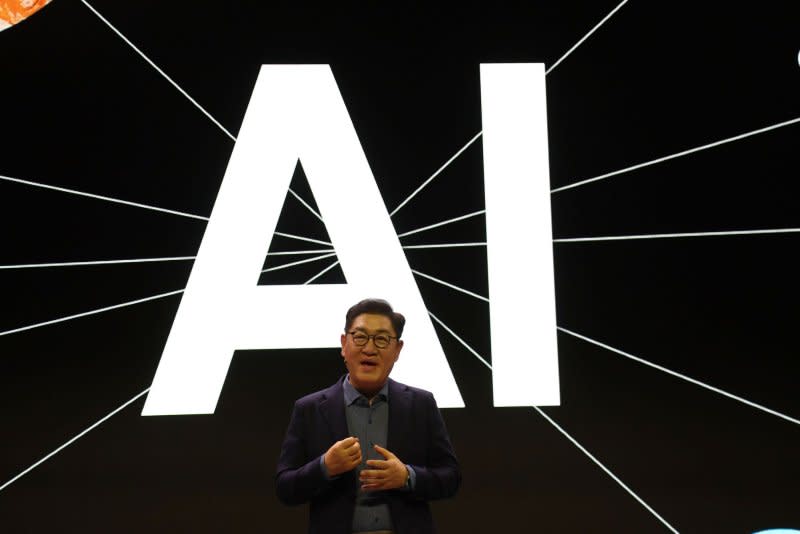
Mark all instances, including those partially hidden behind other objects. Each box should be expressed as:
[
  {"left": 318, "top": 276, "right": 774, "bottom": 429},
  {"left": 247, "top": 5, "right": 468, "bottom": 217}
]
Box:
[{"left": 348, "top": 331, "right": 397, "bottom": 349}]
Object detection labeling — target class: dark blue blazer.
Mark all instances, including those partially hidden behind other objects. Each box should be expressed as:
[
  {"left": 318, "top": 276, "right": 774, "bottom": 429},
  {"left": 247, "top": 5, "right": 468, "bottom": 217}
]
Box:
[{"left": 276, "top": 377, "right": 461, "bottom": 534}]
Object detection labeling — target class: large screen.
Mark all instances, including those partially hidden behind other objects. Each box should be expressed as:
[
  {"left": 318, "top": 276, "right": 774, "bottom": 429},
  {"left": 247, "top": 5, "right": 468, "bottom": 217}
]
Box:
[{"left": 1, "top": 1, "right": 798, "bottom": 532}]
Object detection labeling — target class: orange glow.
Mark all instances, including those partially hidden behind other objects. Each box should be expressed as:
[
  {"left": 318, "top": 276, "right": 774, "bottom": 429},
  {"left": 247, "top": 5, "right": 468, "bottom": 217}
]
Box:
[{"left": 0, "top": 0, "right": 49, "bottom": 26}]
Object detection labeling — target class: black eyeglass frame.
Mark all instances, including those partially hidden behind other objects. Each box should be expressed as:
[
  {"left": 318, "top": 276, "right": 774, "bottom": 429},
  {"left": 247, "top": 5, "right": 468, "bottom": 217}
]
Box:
[{"left": 346, "top": 331, "right": 398, "bottom": 349}]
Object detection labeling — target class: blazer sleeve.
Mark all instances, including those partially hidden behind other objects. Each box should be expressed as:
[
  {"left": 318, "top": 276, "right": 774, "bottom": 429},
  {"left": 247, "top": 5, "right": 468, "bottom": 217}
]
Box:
[
  {"left": 407, "top": 391, "right": 461, "bottom": 501},
  {"left": 275, "top": 400, "right": 335, "bottom": 505}
]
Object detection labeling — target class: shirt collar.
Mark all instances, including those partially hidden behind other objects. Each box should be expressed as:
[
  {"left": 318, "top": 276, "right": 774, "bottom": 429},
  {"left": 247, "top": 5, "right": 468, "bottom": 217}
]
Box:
[{"left": 343, "top": 375, "right": 389, "bottom": 406}]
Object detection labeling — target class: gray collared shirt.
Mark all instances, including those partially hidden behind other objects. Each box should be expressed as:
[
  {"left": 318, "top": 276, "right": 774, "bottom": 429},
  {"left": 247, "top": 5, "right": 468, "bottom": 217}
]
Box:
[
  {"left": 319, "top": 377, "right": 416, "bottom": 533},
  {"left": 344, "top": 378, "right": 393, "bottom": 532}
]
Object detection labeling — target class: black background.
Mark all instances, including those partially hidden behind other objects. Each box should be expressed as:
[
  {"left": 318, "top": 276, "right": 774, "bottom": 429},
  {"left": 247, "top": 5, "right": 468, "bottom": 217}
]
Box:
[{"left": 1, "top": 1, "right": 799, "bottom": 532}]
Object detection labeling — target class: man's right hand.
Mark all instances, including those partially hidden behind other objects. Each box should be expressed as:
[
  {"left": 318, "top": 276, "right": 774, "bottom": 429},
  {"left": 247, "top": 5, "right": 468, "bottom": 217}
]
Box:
[{"left": 323, "top": 437, "right": 362, "bottom": 476}]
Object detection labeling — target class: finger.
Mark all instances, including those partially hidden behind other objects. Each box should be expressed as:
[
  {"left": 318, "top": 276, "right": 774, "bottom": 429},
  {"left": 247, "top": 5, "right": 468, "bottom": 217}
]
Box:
[
  {"left": 365, "top": 459, "right": 389, "bottom": 469},
  {"left": 373, "top": 444, "right": 396, "bottom": 459},
  {"left": 344, "top": 440, "right": 361, "bottom": 453},
  {"left": 340, "top": 436, "right": 358, "bottom": 448},
  {"left": 359, "top": 469, "right": 385, "bottom": 479}
]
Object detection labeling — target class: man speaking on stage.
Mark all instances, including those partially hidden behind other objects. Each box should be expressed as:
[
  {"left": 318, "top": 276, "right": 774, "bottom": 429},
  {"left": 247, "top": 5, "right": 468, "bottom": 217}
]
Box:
[{"left": 276, "top": 298, "right": 461, "bottom": 534}]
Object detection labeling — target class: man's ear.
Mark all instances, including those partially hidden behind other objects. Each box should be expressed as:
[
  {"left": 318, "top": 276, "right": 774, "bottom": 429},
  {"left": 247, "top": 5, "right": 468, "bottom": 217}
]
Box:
[
  {"left": 395, "top": 339, "right": 404, "bottom": 357},
  {"left": 340, "top": 333, "right": 347, "bottom": 357}
]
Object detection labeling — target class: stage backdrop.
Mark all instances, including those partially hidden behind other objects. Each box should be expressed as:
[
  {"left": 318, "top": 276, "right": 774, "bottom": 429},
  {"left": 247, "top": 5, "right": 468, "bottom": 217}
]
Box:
[{"left": 1, "top": 1, "right": 798, "bottom": 532}]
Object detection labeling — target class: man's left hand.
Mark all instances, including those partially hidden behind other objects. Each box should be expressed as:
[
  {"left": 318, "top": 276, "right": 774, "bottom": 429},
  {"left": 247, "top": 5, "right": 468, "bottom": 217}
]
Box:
[{"left": 359, "top": 444, "right": 409, "bottom": 491}]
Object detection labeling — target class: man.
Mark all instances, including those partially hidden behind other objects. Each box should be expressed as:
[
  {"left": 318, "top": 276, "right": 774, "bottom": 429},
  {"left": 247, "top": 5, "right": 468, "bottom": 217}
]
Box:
[{"left": 276, "top": 298, "right": 460, "bottom": 534}]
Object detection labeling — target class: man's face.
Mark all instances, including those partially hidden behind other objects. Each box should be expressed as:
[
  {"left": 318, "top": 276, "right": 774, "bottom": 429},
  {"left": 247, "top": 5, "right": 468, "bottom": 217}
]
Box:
[{"left": 341, "top": 313, "right": 403, "bottom": 396}]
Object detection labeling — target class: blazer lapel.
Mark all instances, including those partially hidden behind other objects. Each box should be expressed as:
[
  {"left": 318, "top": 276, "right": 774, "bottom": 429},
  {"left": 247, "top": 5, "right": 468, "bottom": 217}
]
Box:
[
  {"left": 319, "top": 376, "right": 349, "bottom": 442},
  {"left": 387, "top": 379, "right": 412, "bottom": 456}
]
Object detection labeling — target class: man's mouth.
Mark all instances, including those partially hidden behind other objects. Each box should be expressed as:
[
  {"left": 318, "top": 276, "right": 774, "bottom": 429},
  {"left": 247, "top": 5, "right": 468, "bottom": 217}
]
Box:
[{"left": 359, "top": 360, "right": 378, "bottom": 368}]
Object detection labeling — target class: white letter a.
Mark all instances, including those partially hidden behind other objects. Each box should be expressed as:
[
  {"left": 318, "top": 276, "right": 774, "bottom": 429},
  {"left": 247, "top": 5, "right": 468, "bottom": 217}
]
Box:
[{"left": 142, "top": 65, "right": 464, "bottom": 415}]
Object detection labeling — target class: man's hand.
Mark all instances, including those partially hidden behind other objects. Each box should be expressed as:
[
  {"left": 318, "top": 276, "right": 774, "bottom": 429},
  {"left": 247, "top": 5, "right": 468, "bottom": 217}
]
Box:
[
  {"left": 359, "top": 444, "right": 409, "bottom": 491},
  {"left": 324, "top": 437, "right": 362, "bottom": 477}
]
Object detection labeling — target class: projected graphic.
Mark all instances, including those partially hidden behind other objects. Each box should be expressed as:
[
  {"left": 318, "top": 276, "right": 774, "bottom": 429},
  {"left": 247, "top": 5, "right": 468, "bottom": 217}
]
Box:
[
  {"left": 143, "top": 63, "right": 558, "bottom": 415},
  {"left": 0, "top": 0, "right": 50, "bottom": 31},
  {"left": 1, "top": 1, "right": 798, "bottom": 532}
]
